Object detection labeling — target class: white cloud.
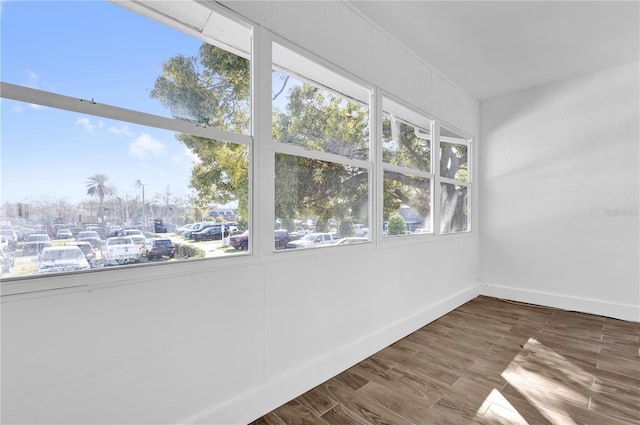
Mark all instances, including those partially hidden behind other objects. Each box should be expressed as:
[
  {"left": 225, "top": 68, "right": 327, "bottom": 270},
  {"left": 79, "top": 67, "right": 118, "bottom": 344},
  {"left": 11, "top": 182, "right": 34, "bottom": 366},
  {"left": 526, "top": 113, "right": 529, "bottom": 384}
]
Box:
[
  {"left": 129, "top": 133, "right": 166, "bottom": 158},
  {"left": 76, "top": 117, "right": 96, "bottom": 133},
  {"left": 108, "top": 124, "right": 136, "bottom": 137}
]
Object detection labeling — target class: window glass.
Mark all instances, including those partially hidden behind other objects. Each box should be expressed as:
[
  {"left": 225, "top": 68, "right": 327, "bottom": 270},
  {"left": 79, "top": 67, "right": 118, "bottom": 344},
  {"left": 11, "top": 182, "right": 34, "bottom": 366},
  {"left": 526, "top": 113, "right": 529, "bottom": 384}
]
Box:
[
  {"left": 383, "top": 172, "right": 432, "bottom": 236},
  {"left": 275, "top": 154, "right": 369, "bottom": 248},
  {"left": 1, "top": 0, "right": 250, "bottom": 134},
  {"left": 440, "top": 142, "right": 468, "bottom": 182},
  {"left": 382, "top": 114, "right": 431, "bottom": 172},
  {"left": 272, "top": 70, "right": 369, "bottom": 160},
  {"left": 0, "top": 101, "right": 249, "bottom": 278},
  {"left": 440, "top": 183, "right": 469, "bottom": 233}
]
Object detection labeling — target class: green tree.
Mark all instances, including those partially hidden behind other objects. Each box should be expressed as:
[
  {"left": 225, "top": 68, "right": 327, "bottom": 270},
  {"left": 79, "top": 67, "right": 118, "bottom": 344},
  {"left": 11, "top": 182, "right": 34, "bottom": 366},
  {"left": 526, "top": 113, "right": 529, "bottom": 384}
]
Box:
[
  {"left": 150, "top": 44, "right": 250, "bottom": 218},
  {"left": 86, "top": 174, "right": 114, "bottom": 221},
  {"left": 151, "top": 45, "right": 467, "bottom": 230},
  {"left": 387, "top": 213, "right": 407, "bottom": 235}
]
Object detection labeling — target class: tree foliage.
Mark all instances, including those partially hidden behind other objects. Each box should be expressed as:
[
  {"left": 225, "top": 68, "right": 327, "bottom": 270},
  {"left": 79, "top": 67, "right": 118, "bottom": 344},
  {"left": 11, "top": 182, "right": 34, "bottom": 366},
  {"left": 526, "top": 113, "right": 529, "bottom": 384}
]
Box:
[{"left": 151, "top": 43, "right": 468, "bottom": 231}]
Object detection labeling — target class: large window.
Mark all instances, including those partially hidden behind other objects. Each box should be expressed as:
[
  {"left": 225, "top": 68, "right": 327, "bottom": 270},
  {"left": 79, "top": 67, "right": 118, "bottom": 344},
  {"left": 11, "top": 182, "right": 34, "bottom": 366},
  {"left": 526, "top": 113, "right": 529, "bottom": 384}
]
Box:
[
  {"left": 0, "top": 0, "right": 475, "bottom": 284},
  {"left": 272, "top": 44, "right": 371, "bottom": 248},
  {"left": 0, "top": 1, "right": 252, "bottom": 279},
  {"left": 382, "top": 97, "right": 434, "bottom": 236}
]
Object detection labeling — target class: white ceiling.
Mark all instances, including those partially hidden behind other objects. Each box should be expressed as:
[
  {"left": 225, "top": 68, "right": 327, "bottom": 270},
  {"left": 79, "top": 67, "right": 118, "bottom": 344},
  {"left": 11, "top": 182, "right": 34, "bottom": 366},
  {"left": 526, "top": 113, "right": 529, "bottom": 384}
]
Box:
[{"left": 347, "top": 1, "right": 640, "bottom": 101}]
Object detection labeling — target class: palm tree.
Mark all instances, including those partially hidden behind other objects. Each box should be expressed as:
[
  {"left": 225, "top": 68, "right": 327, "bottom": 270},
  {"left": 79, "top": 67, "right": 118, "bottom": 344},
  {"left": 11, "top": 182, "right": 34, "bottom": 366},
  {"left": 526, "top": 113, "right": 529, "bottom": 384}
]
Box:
[{"left": 86, "top": 174, "right": 114, "bottom": 221}]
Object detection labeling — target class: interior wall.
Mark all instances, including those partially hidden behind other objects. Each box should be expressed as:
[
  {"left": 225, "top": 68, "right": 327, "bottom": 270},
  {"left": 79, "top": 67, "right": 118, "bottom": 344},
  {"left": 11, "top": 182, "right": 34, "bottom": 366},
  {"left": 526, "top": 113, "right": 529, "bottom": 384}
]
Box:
[
  {"left": 479, "top": 61, "right": 640, "bottom": 321},
  {"left": 1, "top": 2, "right": 480, "bottom": 424}
]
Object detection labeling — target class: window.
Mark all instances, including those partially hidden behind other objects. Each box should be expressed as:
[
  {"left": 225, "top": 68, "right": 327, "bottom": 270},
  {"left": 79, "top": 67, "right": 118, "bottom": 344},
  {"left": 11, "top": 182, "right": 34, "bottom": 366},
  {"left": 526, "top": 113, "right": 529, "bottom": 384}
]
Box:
[
  {"left": 439, "top": 126, "right": 472, "bottom": 233},
  {"left": 0, "top": 1, "right": 252, "bottom": 279},
  {"left": 382, "top": 97, "right": 434, "bottom": 236},
  {"left": 272, "top": 44, "right": 371, "bottom": 248}
]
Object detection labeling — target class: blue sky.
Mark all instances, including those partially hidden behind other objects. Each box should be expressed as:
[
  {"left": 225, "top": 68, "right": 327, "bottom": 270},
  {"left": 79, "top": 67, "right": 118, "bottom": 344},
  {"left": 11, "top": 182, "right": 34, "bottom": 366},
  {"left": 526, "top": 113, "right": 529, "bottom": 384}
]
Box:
[{"left": 0, "top": 1, "right": 206, "bottom": 205}]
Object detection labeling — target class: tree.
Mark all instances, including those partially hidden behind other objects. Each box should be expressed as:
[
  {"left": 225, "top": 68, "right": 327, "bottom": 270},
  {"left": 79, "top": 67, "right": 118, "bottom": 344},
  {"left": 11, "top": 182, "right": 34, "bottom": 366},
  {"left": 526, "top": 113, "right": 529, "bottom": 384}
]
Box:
[
  {"left": 86, "top": 174, "right": 114, "bottom": 221},
  {"left": 151, "top": 44, "right": 467, "bottom": 230},
  {"left": 150, "top": 44, "right": 251, "bottom": 219}
]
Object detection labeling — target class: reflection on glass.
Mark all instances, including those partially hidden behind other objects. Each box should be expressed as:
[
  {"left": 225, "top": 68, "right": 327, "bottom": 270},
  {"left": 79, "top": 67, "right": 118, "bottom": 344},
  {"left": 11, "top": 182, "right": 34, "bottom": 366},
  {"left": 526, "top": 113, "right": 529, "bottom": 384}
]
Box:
[
  {"left": 272, "top": 70, "right": 369, "bottom": 160},
  {"left": 382, "top": 114, "right": 431, "bottom": 172},
  {"left": 440, "top": 183, "right": 469, "bottom": 233},
  {"left": 275, "top": 153, "right": 369, "bottom": 248},
  {"left": 383, "top": 171, "right": 431, "bottom": 236}
]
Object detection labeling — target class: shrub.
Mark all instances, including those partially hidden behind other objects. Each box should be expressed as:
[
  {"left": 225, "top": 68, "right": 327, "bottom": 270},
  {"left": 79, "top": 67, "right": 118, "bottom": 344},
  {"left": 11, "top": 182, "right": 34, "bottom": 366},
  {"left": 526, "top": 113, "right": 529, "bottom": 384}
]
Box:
[
  {"left": 387, "top": 213, "right": 407, "bottom": 235},
  {"left": 339, "top": 219, "right": 355, "bottom": 237}
]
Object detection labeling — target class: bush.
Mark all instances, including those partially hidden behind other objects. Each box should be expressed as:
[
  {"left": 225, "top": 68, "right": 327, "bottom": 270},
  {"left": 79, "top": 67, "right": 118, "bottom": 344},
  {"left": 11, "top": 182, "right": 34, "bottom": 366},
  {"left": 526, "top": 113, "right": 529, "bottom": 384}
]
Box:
[
  {"left": 174, "top": 242, "right": 205, "bottom": 259},
  {"left": 339, "top": 219, "right": 355, "bottom": 237},
  {"left": 387, "top": 213, "right": 407, "bottom": 235}
]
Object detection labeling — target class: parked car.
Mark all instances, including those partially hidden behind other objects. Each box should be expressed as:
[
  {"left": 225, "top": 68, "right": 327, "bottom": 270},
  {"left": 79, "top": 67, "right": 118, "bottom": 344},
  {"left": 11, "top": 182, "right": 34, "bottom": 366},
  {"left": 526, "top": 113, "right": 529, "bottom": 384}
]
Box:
[
  {"left": 16, "top": 227, "right": 37, "bottom": 241},
  {"left": 55, "top": 229, "right": 73, "bottom": 239},
  {"left": 129, "top": 235, "right": 148, "bottom": 257},
  {"left": 286, "top": 232, "right": 334, "bottom": 249},
  {"left": 145, "top": 238, "right": 176, "bottom": 260},
  {"left": 185, "top": 222, "right": 218, "bottom": 239},
  {"left": 34, "top": 246, "right": 90, "bottom": 275},
  {"left": 0, "top": 245, "right": 15, "bottom": 274},
  {"left": 330, "top": 237, "right": 369, "bottom": 246},
  {"left": 23, "top": 234, "right": 52, "bottom": 255},
  {"left": 122, "top": 228, "right": 145, "bottom": 238},
  {"left": 65, "top": 241, "right": 97, "bottom": 267},
  {"left": 274, "top": 229, "right": 290, "bottom": 250},
  {"left": 154, "top": 222, "right": 167, "bottom": 233},
  {"left": 101, "top": 236, "right": 142, "bottom": 265},
  {"left": 0, "top": 228, "right": 18, "bottom": 250},
  {"left": 192, "top": 225, "right": 227, "bottom": 241},
  {"left": 76, "top": 231, "right": 102, "bottom": 249},
  {"left": 229, "top": 230, "right": 249, "bottom": 250}
]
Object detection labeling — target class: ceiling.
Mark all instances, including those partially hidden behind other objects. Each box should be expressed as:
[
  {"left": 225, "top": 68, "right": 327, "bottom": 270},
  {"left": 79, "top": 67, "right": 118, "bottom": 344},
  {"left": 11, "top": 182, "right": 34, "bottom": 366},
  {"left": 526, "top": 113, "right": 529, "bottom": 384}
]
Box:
[{"left": 347, "top": 1, "right": 640, "bottom": 101}]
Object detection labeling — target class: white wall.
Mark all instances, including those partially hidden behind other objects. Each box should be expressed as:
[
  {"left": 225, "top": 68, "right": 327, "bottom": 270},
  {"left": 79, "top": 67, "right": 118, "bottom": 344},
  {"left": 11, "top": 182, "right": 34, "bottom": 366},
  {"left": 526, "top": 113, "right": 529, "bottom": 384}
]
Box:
[
  {"left": 1, "top": 2, "right": 480, "bottom": 424},
  {"left": 479, "top": 62, "right": 640, "bottom": 321}
]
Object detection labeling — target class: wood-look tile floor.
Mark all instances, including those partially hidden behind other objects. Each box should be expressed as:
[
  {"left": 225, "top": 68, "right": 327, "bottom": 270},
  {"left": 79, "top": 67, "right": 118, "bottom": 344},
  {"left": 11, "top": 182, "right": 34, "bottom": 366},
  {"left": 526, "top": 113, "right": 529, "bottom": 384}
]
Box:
[{"left": 249, "top": 296, "right": 640, "bottom": 425}]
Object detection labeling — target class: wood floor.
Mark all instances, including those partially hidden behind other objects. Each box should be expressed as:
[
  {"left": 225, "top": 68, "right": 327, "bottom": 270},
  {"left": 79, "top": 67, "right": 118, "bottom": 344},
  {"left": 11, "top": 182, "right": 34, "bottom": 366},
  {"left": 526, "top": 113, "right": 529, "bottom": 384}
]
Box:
[{"left": 249, "top": 296, "right": 640, "bottom": 425}]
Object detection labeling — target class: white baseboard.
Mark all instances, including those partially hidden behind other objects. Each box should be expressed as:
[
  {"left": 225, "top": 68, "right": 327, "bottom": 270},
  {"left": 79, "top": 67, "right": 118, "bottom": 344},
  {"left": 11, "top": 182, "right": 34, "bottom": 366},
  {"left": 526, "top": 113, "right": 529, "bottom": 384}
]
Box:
[
  {"left": 185, "top": 284, "right": 479, "bottom": 425},
  {"left": 479, "top": 282, "right": 640, "bottom": 322}
]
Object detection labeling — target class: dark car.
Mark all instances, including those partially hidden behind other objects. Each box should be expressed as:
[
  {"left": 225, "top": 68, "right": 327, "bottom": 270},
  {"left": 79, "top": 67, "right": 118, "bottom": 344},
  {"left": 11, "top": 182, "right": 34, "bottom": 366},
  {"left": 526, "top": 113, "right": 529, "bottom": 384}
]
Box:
[
  {"left": 192, "top": 225, "right": 228, "bottom": 241},
  {"left": 154, "top": 222, "right": 167, "bottom": 233},
  {"left": 230, "top": 230, "right": 249, "bottom": 250},
  {"left": 23, "top": 234, "right": 52, "bottom": 255},
  {"left": 76, "top": 231, "right": 102, "bottom": 249},
  {"left": 274, "top": 229, "right": 290, "bottom": 250},
  {"left": 146, "top": 238, "right": 176, "bottom": 260}
]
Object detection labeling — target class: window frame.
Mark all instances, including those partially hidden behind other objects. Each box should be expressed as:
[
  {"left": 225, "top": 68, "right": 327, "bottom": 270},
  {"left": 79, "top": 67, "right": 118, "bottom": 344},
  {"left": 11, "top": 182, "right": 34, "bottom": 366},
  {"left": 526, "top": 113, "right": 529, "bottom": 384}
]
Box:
[
  {"left": 436, "top": 123, "right": 474, "bottom": 235},
  {"left": 271, "top": 39, "right": 374, "bottom": 253}
]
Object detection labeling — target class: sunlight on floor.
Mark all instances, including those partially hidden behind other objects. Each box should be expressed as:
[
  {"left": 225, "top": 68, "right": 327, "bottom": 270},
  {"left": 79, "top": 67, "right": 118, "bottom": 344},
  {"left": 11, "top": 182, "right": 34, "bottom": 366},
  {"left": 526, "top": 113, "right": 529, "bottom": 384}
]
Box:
[
  {"left": 477, "top": 388, "right": 530, "bottom": 424},
  {"left": 499, "top": 337, "right": 586, "bottom": 424}
]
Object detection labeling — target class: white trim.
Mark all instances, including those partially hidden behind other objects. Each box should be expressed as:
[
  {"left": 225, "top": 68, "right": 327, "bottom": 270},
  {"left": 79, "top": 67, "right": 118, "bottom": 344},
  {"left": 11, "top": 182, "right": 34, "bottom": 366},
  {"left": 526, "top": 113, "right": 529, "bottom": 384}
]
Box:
[
  {"left": 479, "top": 282, "right": 640, "bottom": 322},
  {"left": 274, "top": 141, "right": 372, "bottom": 171},
  {"left": 0, "top": 82, "right": 252, "bottom": 147},
  {"left": 342, "top": 1, "right": 480, "bottom": 105},
  {"left": 382, "top": 163, "right": 434, "bottom": 181},
  {"left": 183, "top": 283, "right": 479, "bottom": 425}
]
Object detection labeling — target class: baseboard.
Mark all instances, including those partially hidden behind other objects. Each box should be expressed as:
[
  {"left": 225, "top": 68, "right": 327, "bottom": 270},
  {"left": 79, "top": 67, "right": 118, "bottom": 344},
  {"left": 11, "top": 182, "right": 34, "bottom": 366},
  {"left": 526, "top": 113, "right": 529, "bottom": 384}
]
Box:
[
  {"left": 479, "top": 282, "right": 640, "bottom": 322},
  {"left": 184, "top": 284, "right": 479, "bottom": 425}
]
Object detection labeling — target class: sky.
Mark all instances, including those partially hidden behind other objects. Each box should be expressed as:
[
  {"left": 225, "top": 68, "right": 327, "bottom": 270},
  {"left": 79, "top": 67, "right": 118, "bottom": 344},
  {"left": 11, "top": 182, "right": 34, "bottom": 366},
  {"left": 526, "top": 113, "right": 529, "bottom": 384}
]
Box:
[{"left": 0, "top": 1, "right": 208, "bottom": 206}]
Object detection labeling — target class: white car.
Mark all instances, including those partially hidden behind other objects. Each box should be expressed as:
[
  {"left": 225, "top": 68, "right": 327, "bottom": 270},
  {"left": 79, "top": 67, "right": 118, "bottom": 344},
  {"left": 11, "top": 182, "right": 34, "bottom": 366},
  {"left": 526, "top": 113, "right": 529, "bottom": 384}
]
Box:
[
  {"left": 287, "top": 232, "right": 334, "bottom": 249},
  {"left": 34, "top": 246, "right": 90, "bottom": 275}
]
